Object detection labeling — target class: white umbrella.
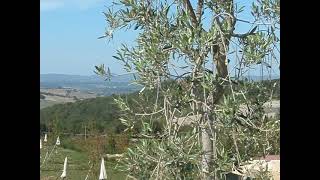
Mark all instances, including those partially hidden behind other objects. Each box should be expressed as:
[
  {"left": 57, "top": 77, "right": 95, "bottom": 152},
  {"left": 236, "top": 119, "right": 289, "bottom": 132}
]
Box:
[
  {"left": 56, "top": 136, "right": 60, "bottom": 146},
  {"left": 99, "top": 157, "right": 107, "bottom": 180},
  {"left": 44, "top": 134, "right": 47, "bottom": 142},
  {"left": 60, "top": 156, "right": 68, "bottom": 178},
  {"left": 40, "top": 139, "right": 42, "bottom": 149}
]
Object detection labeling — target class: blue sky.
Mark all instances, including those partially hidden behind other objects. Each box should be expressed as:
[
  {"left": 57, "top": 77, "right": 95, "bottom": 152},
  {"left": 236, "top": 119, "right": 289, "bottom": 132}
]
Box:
[
  {"left": 41, "top": 0, "right": 279, "bottom": 77},
  {"left": 41, "top": 0, "right": 139, "bottom": 75}
]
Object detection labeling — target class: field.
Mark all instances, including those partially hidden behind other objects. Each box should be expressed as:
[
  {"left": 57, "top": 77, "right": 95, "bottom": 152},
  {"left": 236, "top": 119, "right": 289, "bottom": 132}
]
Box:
[
  {"left": 40, "top": 144, "right": 126, "bottom": 180},
  {"left": 40, "top": 99, "right": 63, "bottom": 109},
  {"left": 40, "top": 88, "right": 98, "bottom": 109}
]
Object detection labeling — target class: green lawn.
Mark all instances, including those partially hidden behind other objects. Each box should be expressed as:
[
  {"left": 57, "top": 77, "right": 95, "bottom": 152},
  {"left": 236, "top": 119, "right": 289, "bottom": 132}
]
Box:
[{"left": 40, "top": 145, "right": 126, "bottom": 180}]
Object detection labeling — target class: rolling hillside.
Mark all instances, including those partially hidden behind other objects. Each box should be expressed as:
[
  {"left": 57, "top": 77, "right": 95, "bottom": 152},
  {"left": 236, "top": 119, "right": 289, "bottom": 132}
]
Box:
[{"left": 40, "top": 73, "right": 143, "bottom": 108}]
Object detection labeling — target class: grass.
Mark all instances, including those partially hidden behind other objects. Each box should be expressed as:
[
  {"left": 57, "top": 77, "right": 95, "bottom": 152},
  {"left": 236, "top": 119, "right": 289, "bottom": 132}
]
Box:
[{"left": 40, "top": 144, "right": 126, "bottom": 180}]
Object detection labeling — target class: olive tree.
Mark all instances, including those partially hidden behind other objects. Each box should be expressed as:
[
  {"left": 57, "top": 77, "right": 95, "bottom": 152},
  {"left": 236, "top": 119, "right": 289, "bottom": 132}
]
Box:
[{"left": 97, "top": 0, "right": 279, "bottom": 179}]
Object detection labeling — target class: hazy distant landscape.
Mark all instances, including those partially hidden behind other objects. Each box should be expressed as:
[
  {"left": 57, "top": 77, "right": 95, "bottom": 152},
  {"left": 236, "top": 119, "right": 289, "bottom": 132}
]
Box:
[
  {"left": 40, "top": 73, "right": 279, "bottom": 109},
  {"left": 40, "top": 74, "right": 142, "bottom": 108},
  {"left": 41, "top": 73, "right": 141, "bottom": 92}
]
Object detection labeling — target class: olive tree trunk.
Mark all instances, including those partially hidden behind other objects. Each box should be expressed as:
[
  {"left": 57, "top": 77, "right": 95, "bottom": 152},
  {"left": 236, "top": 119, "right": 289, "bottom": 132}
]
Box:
[{"left": 201, "top": 2, "right": 235, "bottom": 177}]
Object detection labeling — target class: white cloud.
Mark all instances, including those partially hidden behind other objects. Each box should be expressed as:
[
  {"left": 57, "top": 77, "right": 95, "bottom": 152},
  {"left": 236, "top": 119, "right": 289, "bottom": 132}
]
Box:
[{"left": 40, "top": 0, "right": 104, "bottom": 12}]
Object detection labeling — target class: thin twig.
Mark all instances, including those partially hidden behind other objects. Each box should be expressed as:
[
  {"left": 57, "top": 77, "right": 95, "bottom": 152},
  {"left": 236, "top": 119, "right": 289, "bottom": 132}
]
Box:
[
  {"left": 232, "top": 130, "right": 241, "bottom": 166},
  {"left": 84, "top": 161, "right": 93, "bottom": 180},
  {"left": 135, "top": 108, "right": 164, "bottom": 116}
]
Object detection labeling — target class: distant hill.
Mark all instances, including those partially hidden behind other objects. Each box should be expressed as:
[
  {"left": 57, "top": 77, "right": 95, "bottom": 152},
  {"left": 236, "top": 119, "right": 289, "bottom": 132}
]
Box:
[
  {"left": 40, "top": 95, "right": 122, "bottom": 133},
  {"left": 40, "top": 87, "right": 98, "bottom": 109},
  {"left": 41, "top": 73, "right": 279, "bottom": 83},
  {"left": 40, "top": 99, "right": 62, "bottom": 109},
  {"left": 40, "top": 74, "right": 142, "bottom": 96},
  {"left": 40, "top": 73, "right": 136, "bottom": 83}
]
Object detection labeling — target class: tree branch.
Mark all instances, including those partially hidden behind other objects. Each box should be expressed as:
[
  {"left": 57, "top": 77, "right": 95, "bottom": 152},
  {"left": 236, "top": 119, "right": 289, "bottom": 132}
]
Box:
[
  {"left": 231, "top": 26, "right": 257, "bottom": 38},
  {"left": 135, "top": 108, "right": 164, "bottom": 116},
  {"left": 182, "top": 0, "right": 198, "bottom": 27},
  {"left": 196, "top": 0, "right": 204, "bottom": 23}
]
